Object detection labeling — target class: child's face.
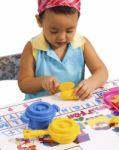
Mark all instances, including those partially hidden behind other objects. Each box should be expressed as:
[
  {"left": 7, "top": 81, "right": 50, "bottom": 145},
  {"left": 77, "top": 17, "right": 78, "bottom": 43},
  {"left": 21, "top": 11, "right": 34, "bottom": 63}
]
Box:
[{"left": 38, "top": 10, "right": 79, "bottom": 49}]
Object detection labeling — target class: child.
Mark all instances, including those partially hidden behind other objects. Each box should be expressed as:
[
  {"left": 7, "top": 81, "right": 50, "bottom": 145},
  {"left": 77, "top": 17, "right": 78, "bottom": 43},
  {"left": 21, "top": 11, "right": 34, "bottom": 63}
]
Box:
[{"left": 18, "top": 0, "right": 108, "bottom": 100}]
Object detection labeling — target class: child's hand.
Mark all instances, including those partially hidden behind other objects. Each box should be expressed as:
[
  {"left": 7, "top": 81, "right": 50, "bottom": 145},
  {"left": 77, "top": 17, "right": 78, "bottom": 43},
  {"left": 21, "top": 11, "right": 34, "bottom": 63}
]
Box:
[
  {"left": 74, "top": 79, "right": 96, "bottom": 100},
  {"left": 41, "top": 76, "right": 60, "bottom": 95}
]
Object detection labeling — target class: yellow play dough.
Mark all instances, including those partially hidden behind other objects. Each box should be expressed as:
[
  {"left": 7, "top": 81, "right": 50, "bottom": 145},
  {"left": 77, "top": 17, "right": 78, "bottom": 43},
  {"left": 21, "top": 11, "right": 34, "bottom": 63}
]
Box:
[
  {"left": 59, "top": 82, "right": 79, "bottom": 100},
  {"left": 60, "top": 89, "right": 79, "bottom": 100},
  {"left": 59, "top": 82, "right": 75, "bottom": 91}
]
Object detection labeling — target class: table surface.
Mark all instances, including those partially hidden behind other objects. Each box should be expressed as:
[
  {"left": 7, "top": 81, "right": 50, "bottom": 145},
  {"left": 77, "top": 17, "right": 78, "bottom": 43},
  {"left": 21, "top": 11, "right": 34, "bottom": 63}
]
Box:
[{"left": 1, "top": 79, "right": 119, "bottom": 150}]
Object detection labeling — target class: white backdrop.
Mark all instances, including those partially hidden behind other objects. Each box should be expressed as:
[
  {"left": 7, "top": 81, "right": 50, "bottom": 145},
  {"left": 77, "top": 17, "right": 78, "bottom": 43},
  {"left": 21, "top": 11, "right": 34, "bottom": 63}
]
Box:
[{"left": 0, "top": 0, "right": 119, "bottom": 105}]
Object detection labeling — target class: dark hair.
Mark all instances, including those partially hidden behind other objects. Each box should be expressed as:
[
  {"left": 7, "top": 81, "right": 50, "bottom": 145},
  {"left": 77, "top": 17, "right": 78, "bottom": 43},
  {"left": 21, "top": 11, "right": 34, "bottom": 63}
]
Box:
[{"left": 39, "top": 6, "right": 80, "bottom": 19}]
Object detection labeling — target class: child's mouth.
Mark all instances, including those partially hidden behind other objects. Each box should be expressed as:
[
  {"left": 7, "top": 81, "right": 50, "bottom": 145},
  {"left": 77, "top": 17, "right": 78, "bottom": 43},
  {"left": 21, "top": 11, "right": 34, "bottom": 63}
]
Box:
[{"left": 56, "top": 42, "right": 67, "bottom": 46}]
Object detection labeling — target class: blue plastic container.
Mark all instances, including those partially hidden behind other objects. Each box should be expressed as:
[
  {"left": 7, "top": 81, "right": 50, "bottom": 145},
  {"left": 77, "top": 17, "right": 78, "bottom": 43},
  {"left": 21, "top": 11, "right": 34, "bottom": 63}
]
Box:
[{"left": 21, "top": 101, "right": 60, "bottom": 129}]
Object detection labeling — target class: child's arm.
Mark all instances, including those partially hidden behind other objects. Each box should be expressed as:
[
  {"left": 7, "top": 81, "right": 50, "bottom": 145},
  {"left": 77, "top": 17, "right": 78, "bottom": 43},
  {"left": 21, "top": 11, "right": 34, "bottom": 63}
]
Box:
[
  {"left": 18, "top": 42, "right": 59, "bottom": 95},
  {"left": 74, "top": 37, "right": 108, "bottom": 100}
]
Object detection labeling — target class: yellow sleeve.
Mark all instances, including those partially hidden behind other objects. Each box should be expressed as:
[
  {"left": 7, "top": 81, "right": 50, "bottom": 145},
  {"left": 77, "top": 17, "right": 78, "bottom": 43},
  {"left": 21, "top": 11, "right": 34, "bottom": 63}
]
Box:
[{"left": 72, "top": 33, "right": 86, "bottom": 50}]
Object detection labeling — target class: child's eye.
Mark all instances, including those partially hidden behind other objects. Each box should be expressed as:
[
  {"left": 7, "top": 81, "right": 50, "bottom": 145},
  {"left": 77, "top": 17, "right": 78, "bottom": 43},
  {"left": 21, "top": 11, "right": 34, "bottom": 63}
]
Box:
[
  {"left": 50, "top": 31, "right": 58, "bottom": 34},
  {"left": 66, "top": 30, "right": 73, "bottom": 33}
]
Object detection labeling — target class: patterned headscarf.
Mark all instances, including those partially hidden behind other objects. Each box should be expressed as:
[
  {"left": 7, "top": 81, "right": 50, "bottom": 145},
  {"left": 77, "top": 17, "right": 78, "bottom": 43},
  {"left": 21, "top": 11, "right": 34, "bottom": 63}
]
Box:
[{"left": 38, "top": 0, "right": 81, "bottom": 14}]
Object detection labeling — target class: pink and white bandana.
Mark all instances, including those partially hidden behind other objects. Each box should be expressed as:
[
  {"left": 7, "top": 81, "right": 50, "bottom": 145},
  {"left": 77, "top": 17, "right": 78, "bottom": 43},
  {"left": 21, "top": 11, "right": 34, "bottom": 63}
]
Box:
[{"left": 38, "top": 0, "right": 81, "bottom": 14}]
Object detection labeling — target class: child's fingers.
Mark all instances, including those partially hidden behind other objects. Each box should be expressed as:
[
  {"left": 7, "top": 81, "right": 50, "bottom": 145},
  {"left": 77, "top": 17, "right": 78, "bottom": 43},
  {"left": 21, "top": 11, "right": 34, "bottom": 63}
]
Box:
[
  {"left": 49, "top": 80, "right": 55, "bottom": 91},
  {"left": 48, "top": 83, "right": 55, "bottom": 94},
  {"left": 53, "top": 80, "right": 60, "bottom": 90},
  {"left": 74, "top": 83, "right": 88, "bottom": 96},
  {"left": 78, "top": 90, "right": 91, "bottom": 100},
  {"left": 74, "top": 81, "right": 84, "bottom": 94},
  {"left": 42, "top": 82, "right": 48, "bottom": 90},
  {"left": 78, "top": 85, "right": 88, "bottom": 96},
  {"left": 49, "top": 79, "right": 60, "bottom": 94}
]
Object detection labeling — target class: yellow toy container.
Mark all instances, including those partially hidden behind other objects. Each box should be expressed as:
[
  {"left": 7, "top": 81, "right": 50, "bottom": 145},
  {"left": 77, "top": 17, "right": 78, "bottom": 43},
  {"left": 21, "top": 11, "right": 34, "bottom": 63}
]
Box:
[
  {"left": 23, "top": 118, "right": 80, "bottom": 144},
  {"left": 48, "top": 118, "right": 80, "bottom": 143}
]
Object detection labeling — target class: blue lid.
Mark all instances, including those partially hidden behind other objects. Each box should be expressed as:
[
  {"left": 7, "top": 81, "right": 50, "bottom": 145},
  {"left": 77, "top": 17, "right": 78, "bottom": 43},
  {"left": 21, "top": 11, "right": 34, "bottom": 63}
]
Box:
[{"left": 21, "top": 101, "right": 60, "bottom": 123}]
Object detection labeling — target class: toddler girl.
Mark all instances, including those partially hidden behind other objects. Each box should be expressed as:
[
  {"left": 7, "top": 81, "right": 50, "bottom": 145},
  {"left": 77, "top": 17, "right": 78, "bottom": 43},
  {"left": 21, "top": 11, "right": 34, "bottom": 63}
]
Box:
[{"left": 18, "top": 0, "right": 108, "bottom": 100}]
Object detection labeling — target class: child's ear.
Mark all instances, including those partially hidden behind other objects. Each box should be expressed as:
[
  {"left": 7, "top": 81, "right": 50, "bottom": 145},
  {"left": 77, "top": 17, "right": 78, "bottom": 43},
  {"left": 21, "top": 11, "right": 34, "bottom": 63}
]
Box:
[{"left": 35, "top": 14, "right": 42, "bottom": 27}]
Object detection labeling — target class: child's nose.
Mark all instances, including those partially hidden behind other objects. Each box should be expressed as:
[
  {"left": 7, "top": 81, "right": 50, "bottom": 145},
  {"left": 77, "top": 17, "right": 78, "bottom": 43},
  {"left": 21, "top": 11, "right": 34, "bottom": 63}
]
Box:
[{"left": 57, "top": 32, "right": 66, "bottom": 41}]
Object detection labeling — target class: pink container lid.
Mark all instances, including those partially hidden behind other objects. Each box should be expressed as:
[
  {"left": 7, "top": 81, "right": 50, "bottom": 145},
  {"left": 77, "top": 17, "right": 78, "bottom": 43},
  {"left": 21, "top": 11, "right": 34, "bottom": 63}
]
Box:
[{"left": 103, "top": 87, "right": 119, "bottom": 112}]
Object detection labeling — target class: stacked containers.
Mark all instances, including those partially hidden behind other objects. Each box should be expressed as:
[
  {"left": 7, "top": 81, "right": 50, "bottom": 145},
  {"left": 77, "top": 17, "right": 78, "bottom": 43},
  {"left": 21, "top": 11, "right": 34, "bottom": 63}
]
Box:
[{"left": 21, "top": 101, "right": 60, "bottom": 129}]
